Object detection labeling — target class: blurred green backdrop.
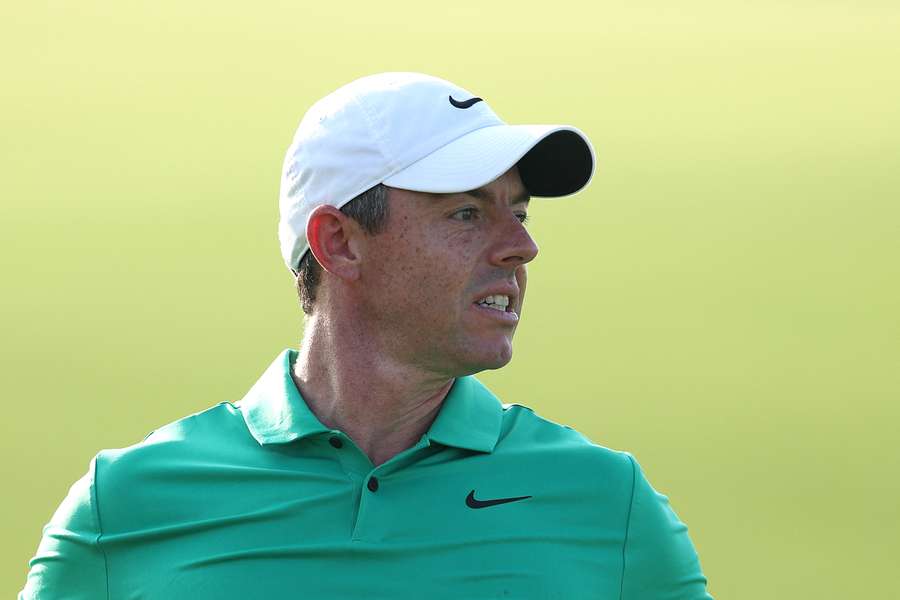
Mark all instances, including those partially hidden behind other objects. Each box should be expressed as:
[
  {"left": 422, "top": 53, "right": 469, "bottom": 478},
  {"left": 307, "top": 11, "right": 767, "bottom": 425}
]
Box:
[{"left": 3, "top": 1, "right": 898, "bottom": 597}]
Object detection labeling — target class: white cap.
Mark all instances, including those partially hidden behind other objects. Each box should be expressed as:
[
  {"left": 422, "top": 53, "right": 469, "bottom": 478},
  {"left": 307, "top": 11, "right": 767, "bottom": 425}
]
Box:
[{"left": 279, "top": 72, "right": 595, "bottom": 271}]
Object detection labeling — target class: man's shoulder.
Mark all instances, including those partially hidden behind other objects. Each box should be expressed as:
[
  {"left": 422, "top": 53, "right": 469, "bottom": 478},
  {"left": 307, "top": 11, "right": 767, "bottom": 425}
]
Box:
[
  {"left": 93, "top": 402, "right": 253, "bottom": 491},
  {"left": 496, "top": 401, "right": 635, "bottom": 479},
  {"left": 89, "top": 402, "right": 260, "bottom": 532},
  {"left": 98, "top": 401, "right": 247, "bottom": 464}
]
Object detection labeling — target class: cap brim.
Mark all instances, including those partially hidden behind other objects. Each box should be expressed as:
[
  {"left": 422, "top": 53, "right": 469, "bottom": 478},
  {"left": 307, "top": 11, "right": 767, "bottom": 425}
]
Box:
[{"left": 382, "top": 124, "right": 595, "bottom": 197}]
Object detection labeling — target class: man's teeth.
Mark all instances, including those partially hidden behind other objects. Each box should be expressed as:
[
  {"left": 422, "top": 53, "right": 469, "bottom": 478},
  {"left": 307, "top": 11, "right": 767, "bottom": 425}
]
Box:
[{"left": 477, "top": 295, "right": 510, "bottom": 311}]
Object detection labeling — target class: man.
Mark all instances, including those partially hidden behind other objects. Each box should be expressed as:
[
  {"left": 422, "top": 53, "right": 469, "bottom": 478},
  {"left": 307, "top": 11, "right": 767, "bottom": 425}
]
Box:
[{"left": 21, "top": 73, "right": 712, "bottom": 598}]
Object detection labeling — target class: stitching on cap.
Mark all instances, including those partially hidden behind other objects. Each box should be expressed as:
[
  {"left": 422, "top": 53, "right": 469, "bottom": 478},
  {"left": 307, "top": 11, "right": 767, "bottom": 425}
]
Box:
[{"left": 352, "top": 91, "right": 394, "bottom": 171}]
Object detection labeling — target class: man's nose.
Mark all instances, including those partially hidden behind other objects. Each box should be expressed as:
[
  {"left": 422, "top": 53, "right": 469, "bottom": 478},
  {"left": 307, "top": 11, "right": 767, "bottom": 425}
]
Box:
[{"left": 488, "top": 213, "right": 539, "bottom": 267}]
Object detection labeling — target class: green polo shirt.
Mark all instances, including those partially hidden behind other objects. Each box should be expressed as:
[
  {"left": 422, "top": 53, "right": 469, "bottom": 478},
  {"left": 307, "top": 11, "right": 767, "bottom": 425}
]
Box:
[{"left": 21, "top": 349, "right": 712, "bottom": 599}]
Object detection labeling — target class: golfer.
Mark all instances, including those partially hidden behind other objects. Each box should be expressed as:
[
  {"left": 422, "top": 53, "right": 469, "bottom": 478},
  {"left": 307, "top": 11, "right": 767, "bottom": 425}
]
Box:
[{"left": 21, "top": 72, "right": 712, "bottom": 599}]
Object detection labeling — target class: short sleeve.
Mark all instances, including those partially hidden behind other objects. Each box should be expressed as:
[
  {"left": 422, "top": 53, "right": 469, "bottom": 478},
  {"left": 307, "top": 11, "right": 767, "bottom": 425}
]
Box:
[
  {"left": 620, "top": 453, "right": 713, "bottom": 600},
  {"left": 19, "top": 457, "right": 108, "bottom": 599}
]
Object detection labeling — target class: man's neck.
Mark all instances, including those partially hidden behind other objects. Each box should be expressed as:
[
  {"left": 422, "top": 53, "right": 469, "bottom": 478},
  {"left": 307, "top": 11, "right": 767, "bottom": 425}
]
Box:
[{"left": 291, "top": 313, "right": 454, "bottom": 467}]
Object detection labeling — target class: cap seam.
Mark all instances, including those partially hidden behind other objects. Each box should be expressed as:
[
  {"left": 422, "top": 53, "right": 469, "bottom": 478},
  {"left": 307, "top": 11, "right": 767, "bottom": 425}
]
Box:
[{"left": 352, "top": 92, "right": 395, "bottom": 172}]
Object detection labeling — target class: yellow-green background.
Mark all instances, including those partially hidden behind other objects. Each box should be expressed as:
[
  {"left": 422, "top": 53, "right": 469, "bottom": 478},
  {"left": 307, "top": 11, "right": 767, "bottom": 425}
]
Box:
[{"left": 3, "top": 1, "right": 898, "bottom": 597}]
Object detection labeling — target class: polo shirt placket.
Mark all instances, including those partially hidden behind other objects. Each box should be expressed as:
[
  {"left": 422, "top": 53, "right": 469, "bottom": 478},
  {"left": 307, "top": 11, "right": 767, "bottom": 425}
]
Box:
[{"left": 316, "top": 427, "right": 434, "bottom": 542}]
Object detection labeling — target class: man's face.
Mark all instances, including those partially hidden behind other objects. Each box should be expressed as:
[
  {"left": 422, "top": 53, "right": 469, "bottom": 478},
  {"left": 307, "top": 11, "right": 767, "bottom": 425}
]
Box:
[{"left": 358, "top": 166, "right": 538, "bottom": 377}]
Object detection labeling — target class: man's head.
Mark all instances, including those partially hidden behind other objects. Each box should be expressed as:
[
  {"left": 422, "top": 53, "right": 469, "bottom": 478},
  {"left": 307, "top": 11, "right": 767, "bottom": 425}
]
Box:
[
  {"left": 280, "top": 72, "right": 594, "bottom": 374},
  {"left": 301, "top": 166, "right": 535, "bottom": 376}
]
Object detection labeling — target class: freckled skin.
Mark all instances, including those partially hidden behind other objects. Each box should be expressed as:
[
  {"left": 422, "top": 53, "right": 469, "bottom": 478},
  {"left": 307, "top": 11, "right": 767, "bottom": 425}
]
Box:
[{"left": 357, "top": 167, "right": 538, "bottom": 378}]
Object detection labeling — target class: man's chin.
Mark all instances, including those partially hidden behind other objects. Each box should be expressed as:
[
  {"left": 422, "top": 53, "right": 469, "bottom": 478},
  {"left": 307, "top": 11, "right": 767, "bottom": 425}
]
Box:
[{"left": 455, "top": 342, "right": 514, "bottom": 376}]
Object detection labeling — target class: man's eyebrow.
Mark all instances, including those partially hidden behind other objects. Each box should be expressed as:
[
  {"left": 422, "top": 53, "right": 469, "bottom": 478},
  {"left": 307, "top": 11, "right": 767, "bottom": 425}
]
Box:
[{"left": 463, "top": 186, "right": 531, "bottom": 206}]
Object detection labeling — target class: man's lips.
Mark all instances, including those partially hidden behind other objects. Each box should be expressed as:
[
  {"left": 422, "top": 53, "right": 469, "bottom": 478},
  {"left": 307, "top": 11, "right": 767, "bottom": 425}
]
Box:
[
  {"left": 471, "top": 287, "right": 519, "bottom": 312},
  {"left": 470, "top": 301, "right": 519, "bottom": 324}
]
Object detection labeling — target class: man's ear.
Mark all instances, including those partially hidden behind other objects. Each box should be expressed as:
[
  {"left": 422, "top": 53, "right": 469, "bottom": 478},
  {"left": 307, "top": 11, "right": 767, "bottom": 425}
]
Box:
[{"left": 306, "top": 205, "right": 362, "bottom": 282}]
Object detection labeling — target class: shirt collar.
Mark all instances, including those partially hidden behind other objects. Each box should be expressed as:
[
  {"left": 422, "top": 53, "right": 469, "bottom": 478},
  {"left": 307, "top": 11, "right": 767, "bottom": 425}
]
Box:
[{"left": 238, "top": 349, "right": 503, "bottom": 454}]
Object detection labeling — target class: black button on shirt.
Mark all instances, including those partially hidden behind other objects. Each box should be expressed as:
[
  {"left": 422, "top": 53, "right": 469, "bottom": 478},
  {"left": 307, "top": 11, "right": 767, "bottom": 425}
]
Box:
[
  {"left": 367, "top": 477, "right": 379, "bottom": 492},
  {"left": 329, "top": 437, "right": 343, "bottom": 449}
]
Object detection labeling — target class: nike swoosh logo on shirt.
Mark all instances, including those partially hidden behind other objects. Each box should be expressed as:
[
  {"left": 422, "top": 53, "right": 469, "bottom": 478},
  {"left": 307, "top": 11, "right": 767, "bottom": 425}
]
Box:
[
  {"left": 465, "top": 489, "right": 532, "bottom": 509},
  {"left": 449, "top": 95, "right": 483, "bottom": 109}
]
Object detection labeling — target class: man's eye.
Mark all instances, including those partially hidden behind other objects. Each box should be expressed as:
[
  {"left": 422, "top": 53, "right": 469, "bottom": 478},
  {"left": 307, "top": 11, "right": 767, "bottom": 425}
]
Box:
[
  {"left": 451, "top": 207, "right": 479, "bottom": 221},
  {"left": 517, "top": 213, "right": 530, "bottom": 225}
]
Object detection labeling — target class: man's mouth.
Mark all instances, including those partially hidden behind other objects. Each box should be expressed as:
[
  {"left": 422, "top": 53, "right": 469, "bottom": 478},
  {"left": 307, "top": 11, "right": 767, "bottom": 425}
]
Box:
[{"left": 474, "top": 294, "right": 510, "bottom": 312}]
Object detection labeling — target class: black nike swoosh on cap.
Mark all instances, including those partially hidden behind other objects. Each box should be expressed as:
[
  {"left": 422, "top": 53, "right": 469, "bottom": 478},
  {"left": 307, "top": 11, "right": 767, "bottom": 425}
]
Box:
[
  {"left": 465, "top": 489, "right": 532, "bottom": 509},
  {"left": 449, "top": 95, "right": 484, "bottom": 109}
]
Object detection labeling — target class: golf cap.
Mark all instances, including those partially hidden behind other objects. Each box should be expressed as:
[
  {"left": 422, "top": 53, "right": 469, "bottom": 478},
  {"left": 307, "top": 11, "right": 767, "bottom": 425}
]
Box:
[{"left": 278, "top": 72, "right": 595, "bottom": 271}]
